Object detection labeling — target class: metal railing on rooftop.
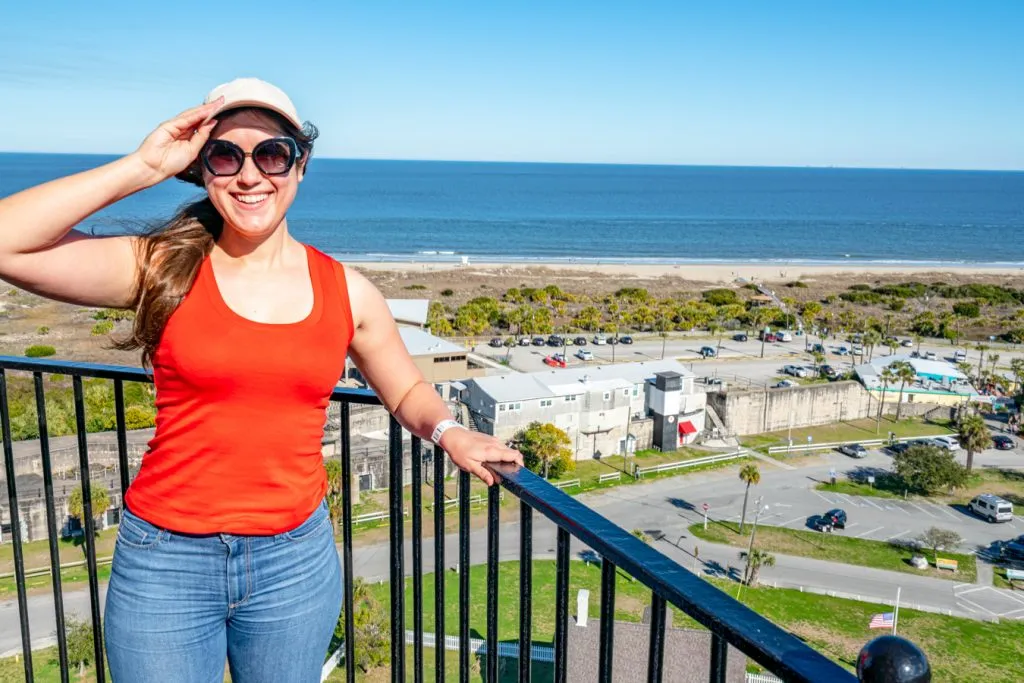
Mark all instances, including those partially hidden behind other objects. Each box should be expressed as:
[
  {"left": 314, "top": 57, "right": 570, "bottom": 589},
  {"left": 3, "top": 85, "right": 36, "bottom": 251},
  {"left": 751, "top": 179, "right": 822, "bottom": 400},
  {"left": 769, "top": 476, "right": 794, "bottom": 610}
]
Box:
[{"left": 0, "top": 355, "right": 931, "bottom": 682}]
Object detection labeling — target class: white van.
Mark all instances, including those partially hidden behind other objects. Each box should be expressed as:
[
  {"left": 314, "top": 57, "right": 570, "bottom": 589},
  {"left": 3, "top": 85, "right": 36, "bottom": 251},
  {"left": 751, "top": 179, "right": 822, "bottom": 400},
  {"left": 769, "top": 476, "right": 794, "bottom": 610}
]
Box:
[
  {"left": 954, "top": 350, "right": 967, "bottom": 362},
  {"left": 969, "top": 494, "right": 1013, "bottom": 523}
]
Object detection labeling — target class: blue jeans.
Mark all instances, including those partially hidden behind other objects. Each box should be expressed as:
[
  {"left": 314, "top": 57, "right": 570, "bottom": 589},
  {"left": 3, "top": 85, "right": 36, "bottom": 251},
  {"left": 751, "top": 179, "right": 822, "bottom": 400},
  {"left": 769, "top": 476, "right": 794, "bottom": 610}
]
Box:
[{"left": 104, "top": 499, "right": 342, "bottom": 682}]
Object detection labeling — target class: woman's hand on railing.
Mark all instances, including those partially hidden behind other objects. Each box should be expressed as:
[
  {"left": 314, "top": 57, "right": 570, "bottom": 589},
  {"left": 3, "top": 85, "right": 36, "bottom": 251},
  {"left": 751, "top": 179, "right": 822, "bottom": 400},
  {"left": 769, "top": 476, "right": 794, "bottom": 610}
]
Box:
[{"left": 438, "top": 429, "right": 524, "bottom": 486}]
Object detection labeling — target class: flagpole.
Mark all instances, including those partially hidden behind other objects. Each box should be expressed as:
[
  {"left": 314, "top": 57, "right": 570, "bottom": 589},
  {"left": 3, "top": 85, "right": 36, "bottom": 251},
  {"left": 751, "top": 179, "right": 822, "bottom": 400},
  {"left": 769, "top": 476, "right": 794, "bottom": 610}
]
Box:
[{"left": 892, "top": 586, "right": 901, "bottom": 635}]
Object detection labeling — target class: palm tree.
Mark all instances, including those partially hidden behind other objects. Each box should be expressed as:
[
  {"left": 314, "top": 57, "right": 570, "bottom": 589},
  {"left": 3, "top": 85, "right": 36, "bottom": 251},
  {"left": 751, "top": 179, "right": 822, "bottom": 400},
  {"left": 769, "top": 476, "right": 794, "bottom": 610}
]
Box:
[
  {"left": 893, "top": 360, "right": 917, "bottom": 421},
  {"left": 738, "top": 463, "right": 761, "bottom": 533},
  {"left": 811, "top": 351, "right": 826, "bottom": 376},
  {"left": 864, "top": 329, "right": 882, "bottom": 361},
  {"left": 976, "top": 343, "right": 989, "bottom": 378},
  {"left": 1011, "top": 358, "right": 1024, "bottom": 396},
  {"left": 740, "top": 548, "right": 776, "bottom": 586},
  {"left": 878, "top": 364, "right": 898, "bottom": 427},
  {"left": 957, "top": 412, "right": 991, "bottom": 473}
]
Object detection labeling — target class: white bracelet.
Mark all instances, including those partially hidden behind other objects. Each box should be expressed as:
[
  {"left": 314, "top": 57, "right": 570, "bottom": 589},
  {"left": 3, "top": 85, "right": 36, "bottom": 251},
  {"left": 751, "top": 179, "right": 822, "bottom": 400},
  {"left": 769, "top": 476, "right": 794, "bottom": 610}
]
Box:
[{"left": 431, "top": 419, "right": 466, "bottom": 446}]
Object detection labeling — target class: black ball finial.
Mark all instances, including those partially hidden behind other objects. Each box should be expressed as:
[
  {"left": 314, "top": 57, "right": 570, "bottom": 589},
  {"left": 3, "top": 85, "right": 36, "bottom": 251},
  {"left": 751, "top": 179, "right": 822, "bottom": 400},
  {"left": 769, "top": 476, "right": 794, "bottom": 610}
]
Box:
[{"left": 857, "top": 635, "right": 931, "bottom": 683}]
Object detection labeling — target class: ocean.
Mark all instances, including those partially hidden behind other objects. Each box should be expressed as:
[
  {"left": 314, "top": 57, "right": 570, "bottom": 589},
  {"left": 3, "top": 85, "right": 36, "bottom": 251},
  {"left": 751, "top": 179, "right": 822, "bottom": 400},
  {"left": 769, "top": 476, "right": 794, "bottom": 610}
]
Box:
[{"left": 1, "top": 153, "right": 1022, "bottom": 266}]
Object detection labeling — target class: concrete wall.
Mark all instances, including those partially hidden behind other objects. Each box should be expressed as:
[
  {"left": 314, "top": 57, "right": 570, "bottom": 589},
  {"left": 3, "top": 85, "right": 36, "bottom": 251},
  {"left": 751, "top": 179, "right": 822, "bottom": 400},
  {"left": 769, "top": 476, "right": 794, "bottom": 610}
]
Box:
[{"left": 707, "top": 381, "right": 875, "bottom": 436}]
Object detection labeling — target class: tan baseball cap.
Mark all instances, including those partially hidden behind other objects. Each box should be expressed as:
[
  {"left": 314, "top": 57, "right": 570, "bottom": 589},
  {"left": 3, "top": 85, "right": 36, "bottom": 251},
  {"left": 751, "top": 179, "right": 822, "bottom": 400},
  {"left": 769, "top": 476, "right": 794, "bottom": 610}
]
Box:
[{"left": 203, "top": 77, "right": 302, "bottom": 129}]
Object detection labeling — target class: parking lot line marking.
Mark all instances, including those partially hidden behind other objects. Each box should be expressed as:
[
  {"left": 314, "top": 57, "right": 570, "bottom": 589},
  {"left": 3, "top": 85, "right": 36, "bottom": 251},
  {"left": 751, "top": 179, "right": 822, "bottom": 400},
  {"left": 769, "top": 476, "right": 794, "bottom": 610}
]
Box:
[
  {"left": 842, "top": 522, "right": 859, "bottom": 531},
  {"left": 934, "top": 505, "right": 960, "bottom": 520},
  {"left": 885, "top": 530, "right": 911, "bottom": 541},
  {"left": 811, "top": 490, "right": 837, "bottom": 505},
  {"left": 999, "top": 608, "right": 1024, "bottom": 619},
  {"left": 953, "top": 585, "right": 988, "bottom": 596},
  {"left": 886, "top": 503, "right": 911, "bottom": 515},
  {"left": 860, "top": 497, "right": 885, "bottom": 511},
  {"left": 835, "top": 493, "right": 865, "bottom": 508},
  {"left": 958, "top": 597, "right": 999, "bottom": 618},
  {"left": 908, "top": 502, "right": 937, "bottom": 518},
  {"left": 855, "top": 526, "right": 884, "bottom": 538},
  {"left": 780, "top": 516, "right": 806, "bottom": 527}
]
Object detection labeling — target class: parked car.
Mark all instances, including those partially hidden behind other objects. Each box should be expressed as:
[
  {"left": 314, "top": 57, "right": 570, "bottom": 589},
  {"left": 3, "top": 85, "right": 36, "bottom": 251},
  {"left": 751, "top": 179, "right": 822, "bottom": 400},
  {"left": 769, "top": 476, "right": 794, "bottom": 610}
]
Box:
[
  {"left": 699, "top": 346, "right": 717, "bottom": 358},
  {"left": 607, "top": 336, "right": 619, "bottom": 345},
  {"left": 777, "top": 331, "right": 793, "bottom": 342},
  {"left": 532, "top": 336, "right": 546, "bottom": 346},
  {"left": 547, "top": 335, "right": 564, "bottom": 347},
  {"left": 811, "top": 509, "right": 846, "bottom": 532},
  {"left": 839, "top": 443, "right": 868, "bottom": 458},
  {"left": 993, "top": 435, "right": 1016, "bottom": 450},
  {"left": 760, "top": 331, "right": 778, "bottom": 343},
  {"left": 518, "top": 336, "right": 532, "bottom": 346},
  {"left": 783, "top": 364, "right": 809, "bottom": 378},
  {"left": 954, "top": 350, "right": 968, "bottom": 362},
  {"left": 820, "top": 364, "right": 840, "bottom": 380},
  {"left": 619, "top": 335, "right": 634, "bottom": 344},
  {"left": 774, "top": 379, "right": 798, "bottom": 389},
  {"left": 834, "top": 346, "right": 850, "bottom": 356},
  {"left": 488, "top": 337, "right": 504, "bottom": 348},
  {"left": 543, "top": 355, "right": 566, "bottom": 368},
  {"left": 575, "top": 349, "right": 594, "bottom": 361},
  {"left": 733, "top": 333, "right": 749, "bottom": 342},
  {"left": 1000, "top": 535, "right": 1024, "bottom": 563},
  {"left": 851, "top": 343, "right": 864, "bottom": 355},
  {"left": 901, "top": 339, "right": 914, "bottom": 347},
  {"left": 969, "top": 494, "right": 1014, "bottom": 523},
  {"left": 573, "top": 336, "right": 588, "bottom": 346},
  {"left": 592, "top": 334, "right": 607, "bottom": 345},
  {"left": 811, "top": 343, "right": 825, "bottom": 354},
  {"left": 923, "top": 351, "right": 938, "bottom": 361},
  {"left": 930, "top": 435, "right": 960, "bottom": 451}
]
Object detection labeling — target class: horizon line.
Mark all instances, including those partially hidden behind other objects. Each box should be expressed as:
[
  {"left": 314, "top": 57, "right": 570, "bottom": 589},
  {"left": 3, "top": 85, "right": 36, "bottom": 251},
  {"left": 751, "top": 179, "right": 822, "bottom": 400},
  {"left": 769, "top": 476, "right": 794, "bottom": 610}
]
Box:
[{"left": 0, "top": 150, "right": 1021, "bottom": 174}]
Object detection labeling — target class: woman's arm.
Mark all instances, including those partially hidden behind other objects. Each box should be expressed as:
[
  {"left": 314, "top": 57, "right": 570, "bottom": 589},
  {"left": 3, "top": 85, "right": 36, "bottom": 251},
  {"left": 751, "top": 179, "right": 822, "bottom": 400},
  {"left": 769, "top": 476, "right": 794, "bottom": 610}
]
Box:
[
  {"left": 0, "top": 101, "right": 221, "bottom": 307},
  {"left": 346, "top": 269, "right": 522, "bottom": 485}
]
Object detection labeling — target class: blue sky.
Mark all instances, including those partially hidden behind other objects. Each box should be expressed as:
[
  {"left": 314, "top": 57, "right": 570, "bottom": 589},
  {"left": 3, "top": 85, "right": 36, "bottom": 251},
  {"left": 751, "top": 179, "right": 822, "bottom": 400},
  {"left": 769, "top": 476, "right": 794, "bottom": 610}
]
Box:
[{"left": 1, "top": 1, "right": 1021, "bottom": 169}]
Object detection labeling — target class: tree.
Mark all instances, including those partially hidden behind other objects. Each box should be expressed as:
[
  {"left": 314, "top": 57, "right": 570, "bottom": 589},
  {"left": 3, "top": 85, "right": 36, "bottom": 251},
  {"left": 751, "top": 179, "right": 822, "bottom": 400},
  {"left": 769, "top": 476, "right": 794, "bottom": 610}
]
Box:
[
  {"left": 68, "top": 484, "right": 110, "bottom": 525},
  {"left": 893, "top": 445, "right": 967, "bottom": 495},
  {"left": 1011, "top": 358, "right": 1024, "bottom": 396},
  {"left": 976, "top": 343, "right": 989, "bottom": 378},
  {"left": 863, "top": 329, "right": 882, "bottom": 361},
  {"left": 892, "top": 360, "right": 917, "bottom": 421},
  {"left": 916, "top": 527, "right": 962, "bottom": 562},
  {"left": 737, "top": 464, "right": 761, "bottom": 533},
  {"left": 740, "top": 548, "right": 776, "bottom": 586},
  {"left": 335, "top": 578, "right": 391, "bottom": 673},
  {"left": 65, "top": 616, "right": 96, "bottom": 678},
  {"left": 811, "top": 351, "right": 826, "bottom": 375},
  {"left": 514, "top": 422, "right": 574, "bottom": 479},
  {"left": 957, "top": 412, "right": 991, "bottom": 473},
  {"left": 878, "top": 364, "right": 898, "bottom": 425}
]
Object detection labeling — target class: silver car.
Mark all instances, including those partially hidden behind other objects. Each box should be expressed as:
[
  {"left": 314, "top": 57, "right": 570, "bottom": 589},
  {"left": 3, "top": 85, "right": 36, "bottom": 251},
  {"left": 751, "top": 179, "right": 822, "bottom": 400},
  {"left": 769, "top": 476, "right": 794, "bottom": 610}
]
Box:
[
  {"left": 839, "top": 443, "right": 868, "bottom": 458},
  {"left": 783, "top": 364, "right": 808, "bottom": 378}
]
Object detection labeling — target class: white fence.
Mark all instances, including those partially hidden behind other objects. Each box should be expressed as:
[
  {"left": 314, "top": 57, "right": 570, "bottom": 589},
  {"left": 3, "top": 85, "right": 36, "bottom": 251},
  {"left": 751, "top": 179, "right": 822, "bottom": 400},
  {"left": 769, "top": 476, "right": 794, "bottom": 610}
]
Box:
[
  {"left": 634, "top": 451, "right": 744, "bottom": 479},
  {"left": 352, "top": 509, "right": 408, "bottom": 525},
  {"left": 553, "top": 478, "right": 581, "bottom": 490},
  {"left": 746, "top": 674, "right": 783, "bottom": 683},
  {"left": 598, "top": 471, "right": 621, "bottom": 483},
  {"left": 766, "top": 433, "right": 953, "bottom": 455}
]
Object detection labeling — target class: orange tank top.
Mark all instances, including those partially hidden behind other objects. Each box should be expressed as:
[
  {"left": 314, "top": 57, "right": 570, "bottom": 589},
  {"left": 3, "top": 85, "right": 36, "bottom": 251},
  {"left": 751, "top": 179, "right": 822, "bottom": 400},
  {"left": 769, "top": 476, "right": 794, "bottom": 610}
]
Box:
[{"left": 124, "top": 244, "right": 354, "bottom": 535}]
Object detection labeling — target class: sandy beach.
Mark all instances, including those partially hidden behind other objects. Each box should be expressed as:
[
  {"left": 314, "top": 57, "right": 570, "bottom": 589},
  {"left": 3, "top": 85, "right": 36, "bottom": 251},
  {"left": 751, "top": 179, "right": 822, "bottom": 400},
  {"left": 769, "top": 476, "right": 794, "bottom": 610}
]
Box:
[{"left": 348, "top": 260, "right": 1024, "bottom": 285}]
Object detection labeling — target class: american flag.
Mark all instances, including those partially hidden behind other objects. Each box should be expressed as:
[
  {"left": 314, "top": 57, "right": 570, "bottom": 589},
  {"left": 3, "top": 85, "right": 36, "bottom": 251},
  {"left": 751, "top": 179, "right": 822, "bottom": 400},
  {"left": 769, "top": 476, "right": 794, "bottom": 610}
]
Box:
[{"left": 869, "top": 612, "right": 894, "bottom": 629}]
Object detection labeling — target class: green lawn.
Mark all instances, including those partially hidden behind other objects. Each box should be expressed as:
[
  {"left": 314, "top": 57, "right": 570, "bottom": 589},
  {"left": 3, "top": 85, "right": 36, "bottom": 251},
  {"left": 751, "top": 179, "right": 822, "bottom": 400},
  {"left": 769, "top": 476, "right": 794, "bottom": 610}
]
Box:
[
  {"left": 358, "top": 560, "right": 1019, "bottom": 681},
  {"left": 690, "top": 521, "right": 977, "bottom": 583},
  {"left": 814, "top": 479, "right": 905, "bottom": 499},
  {"left": 325, "top": 645, "right": 552, "bottom": 682},
  {"left": 741, "top": 416, "right": 954, "bottom": 454}
]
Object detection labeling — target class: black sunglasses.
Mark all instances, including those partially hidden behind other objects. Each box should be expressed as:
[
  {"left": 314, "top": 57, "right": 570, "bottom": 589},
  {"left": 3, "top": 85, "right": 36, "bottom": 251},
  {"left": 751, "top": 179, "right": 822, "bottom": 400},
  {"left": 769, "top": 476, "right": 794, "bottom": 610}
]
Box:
[{"left": 200, "top": 137, "right": 301, "bottom": 177}]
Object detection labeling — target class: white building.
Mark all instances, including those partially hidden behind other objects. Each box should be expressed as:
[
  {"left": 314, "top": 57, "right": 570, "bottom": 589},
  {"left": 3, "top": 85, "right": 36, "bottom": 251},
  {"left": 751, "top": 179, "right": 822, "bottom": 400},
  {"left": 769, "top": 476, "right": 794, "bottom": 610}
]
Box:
[
  {"left": 854, "top": 354, "right": 983, "bottom": 407},
  {"left": 458, "top": 360, "right": 706, "bottom": 459}
]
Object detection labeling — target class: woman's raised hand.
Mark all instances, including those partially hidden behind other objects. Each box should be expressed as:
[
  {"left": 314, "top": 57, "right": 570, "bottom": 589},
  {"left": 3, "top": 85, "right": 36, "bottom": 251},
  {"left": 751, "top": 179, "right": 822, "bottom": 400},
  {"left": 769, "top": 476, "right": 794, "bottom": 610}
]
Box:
[{"left": 131, "top": 98, "right": 223, "bottom": 184}]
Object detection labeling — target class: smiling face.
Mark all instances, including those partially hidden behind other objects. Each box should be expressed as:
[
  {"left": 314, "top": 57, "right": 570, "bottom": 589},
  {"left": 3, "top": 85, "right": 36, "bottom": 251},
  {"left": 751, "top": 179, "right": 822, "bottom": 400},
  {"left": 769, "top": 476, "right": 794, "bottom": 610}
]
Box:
[{"left": 202, "top": 109, "right": 304, "bottom": 242}]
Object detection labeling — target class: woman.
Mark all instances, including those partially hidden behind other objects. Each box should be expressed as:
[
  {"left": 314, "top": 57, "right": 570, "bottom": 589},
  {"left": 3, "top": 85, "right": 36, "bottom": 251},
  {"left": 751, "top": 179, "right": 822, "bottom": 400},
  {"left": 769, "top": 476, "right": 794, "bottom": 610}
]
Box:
[{"left": 0, "top": 78, "right": 522, "bottom": 682}]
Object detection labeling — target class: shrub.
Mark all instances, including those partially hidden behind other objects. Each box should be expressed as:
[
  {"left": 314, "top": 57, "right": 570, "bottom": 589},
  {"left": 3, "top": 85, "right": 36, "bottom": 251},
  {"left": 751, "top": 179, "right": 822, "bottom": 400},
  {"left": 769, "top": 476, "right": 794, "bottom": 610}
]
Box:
[
  {"left": 24, "top": 345, "right": 56, "bottom": 358},
  {"left": 849, "top": 284, "right": 872, "bottom": 291},
  {"left": 888, "top": 298, "right": 906, "bottom": 312},
  {"left": 440, "top": 288, "right": 454, "bottom": 297},
  {"left": 702, "top": 288, "right": 739, "bottom": 306},
  {"left": 124, "top": 405, "right": 156, "bottom": 430},
  {"left": 785, "top": 281, "right": 809, "bottom": 288},
  {"left": 402, "top": 284, "right": 427, "bottom": 291},
  {"left": 91, "top": 321, "right": 114, "bottom": 336},
  {"left": 36, "top": 326, "right": 50, "bottom": 335},
  {"left": 952, "top": 301, "right": 981, "bottom": 318},
  {"left": 92, "top": 308, "right": 134, "bottom": 321}
]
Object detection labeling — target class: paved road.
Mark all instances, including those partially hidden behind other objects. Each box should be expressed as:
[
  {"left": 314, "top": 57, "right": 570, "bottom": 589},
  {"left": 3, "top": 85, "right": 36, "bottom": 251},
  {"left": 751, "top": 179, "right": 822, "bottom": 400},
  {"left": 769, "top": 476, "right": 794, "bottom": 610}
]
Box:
[{"left": 5, "top": 450, "right": 1023, "bottom": 655}]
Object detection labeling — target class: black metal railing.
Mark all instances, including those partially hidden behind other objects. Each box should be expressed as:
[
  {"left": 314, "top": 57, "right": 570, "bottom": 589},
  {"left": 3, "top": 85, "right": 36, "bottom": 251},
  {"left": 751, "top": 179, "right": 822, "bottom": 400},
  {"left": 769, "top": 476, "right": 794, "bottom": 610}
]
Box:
[{"left": 0, "top": 356, "right": 931, "bottom": 683}]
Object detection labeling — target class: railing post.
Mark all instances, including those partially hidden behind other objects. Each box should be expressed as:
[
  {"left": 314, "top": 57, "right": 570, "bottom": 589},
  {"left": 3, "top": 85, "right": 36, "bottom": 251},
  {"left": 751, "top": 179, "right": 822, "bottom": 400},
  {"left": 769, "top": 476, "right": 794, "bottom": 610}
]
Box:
[
  {"left": 411, "top": 437, "right": 424, "bottom": 683},
  {"left": 519, "top": 501, "right": 533, "bottom": 683},
  {"left": 71, "top": 376, "right": 105, "bottom": 682},
  {"left": 340, "top": 401, "right": 356, "bottom": 683},
  {"left": 432, "top": 445, "right": 446, "bottom": 682},
  {"left": 387, "top": 416, "right": 405, "bottom": 683},
  {"left": 458, "top": 471, "right": 471, "bottom": 683},
  {"left": 486, "top": 484, "right": 500, "bottom": 682},
  {"left": 34, "top": 372, "right": 69, "bottom": 683},
  {"left": 0, "top": 369, "right": 34, "bottom": 681}
]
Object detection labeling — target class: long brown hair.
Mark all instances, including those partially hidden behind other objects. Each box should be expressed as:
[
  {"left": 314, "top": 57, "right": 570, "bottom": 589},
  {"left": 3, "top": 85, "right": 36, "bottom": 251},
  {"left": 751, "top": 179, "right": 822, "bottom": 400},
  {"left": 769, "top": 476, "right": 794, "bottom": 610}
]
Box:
[{"left": 114, "top": 108, "right": 318, "bottom": 367}]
